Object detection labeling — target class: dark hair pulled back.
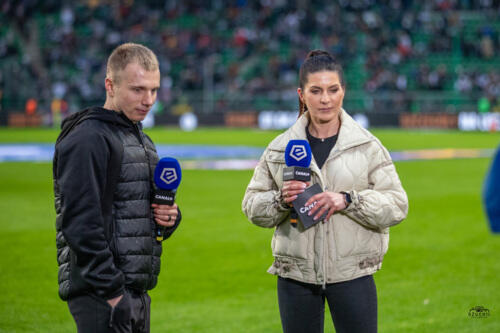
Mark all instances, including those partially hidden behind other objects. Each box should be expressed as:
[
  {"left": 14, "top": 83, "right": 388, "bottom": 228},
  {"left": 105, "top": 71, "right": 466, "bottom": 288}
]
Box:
[{"left": 298, "top": 50, "right": 344, "bottom": 116}]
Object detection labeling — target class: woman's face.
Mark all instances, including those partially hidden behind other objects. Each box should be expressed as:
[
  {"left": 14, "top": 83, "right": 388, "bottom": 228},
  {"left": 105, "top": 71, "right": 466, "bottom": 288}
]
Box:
[{"left": 298, "top": 70, "right": 345, "bottom": 124}]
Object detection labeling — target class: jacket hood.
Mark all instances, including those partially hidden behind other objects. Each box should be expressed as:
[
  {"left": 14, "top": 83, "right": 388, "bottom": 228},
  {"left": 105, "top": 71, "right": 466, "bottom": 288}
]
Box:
[{"left": 57, "top": 107, "right": 133, "bottom": 145}]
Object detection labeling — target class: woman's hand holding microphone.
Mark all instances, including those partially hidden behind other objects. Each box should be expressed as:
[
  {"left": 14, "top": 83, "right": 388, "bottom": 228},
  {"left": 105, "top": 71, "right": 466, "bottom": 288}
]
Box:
[
  {"left": 282, "top": 181, "right": 349, "bottom": 222},
  {"left": 281, "top": 180, "right": 309, "bottom": 204}
]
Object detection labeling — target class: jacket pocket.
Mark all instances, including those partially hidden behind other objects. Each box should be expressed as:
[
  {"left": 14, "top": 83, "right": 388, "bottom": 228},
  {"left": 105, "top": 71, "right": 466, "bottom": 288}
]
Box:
[
  {"left": 332, "top": 216, "right": 382, "bottom": 259},
  {"left": 265, "top": 150, "right": 286, "bottom": 188},
  {"left": 109, "top": 217, "right": 119, "bottom": 264},
  {"left": 272, "top": 222, "right": 312, "bottom": 260},
  {"left": 265, "top": 149, "right": 285, "bottom": 164}
]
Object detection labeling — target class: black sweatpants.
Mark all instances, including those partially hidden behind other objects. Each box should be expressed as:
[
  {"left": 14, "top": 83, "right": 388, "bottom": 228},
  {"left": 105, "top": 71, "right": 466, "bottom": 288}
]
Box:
[
  {"left": 68, "top": 289, "right": 151, "bottom": 333},
  {"left": 277, "top": 275, "right": 377, "bottom": 333}
]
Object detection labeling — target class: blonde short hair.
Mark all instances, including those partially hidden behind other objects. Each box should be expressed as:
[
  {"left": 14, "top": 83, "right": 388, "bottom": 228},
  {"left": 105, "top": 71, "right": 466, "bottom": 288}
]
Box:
[{"left": 106, "top": 43, "right": 159, "bottom": 84}]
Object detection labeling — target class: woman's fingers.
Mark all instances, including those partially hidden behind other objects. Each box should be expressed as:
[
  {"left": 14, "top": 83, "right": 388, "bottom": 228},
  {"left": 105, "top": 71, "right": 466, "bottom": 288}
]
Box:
[
  {"left": 304, "top": 192, "right": 345, "bottom": 220},
  {"left": 282, "top": 181, "right": 308, "bottom": 202}
]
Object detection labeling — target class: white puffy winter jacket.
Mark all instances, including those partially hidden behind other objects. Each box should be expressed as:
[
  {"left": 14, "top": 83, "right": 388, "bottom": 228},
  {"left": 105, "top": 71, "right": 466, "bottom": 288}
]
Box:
[{"left": 242, "top": 110, "right": 408, "bottom": 285}]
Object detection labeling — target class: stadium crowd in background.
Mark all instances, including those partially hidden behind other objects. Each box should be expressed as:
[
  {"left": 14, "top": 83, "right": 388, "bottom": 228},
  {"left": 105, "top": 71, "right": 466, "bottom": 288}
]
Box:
[{"left": 1, "top": 0, "right": 499, "bottom": 124}]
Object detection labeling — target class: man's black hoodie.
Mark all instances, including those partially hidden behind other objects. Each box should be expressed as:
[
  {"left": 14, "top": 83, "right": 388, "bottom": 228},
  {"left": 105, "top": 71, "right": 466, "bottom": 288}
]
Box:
[{"left": 54, "top": 107, "right": 179, "bottom": 301}]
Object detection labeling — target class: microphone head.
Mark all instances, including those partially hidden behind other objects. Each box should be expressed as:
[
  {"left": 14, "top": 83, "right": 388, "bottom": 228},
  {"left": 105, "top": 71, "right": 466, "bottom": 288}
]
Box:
[
  {"left": 284, "top": 140, "right": 312, "bottom": 167},
  {"left": 154, "top": 157, "right": 182, "bottom": 190}
]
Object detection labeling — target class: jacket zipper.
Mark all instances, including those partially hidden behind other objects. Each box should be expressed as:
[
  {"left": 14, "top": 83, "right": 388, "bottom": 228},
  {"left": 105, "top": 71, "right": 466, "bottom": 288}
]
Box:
[
  {"left": 322, "top": 221, "right": 327, "bottom": 290},
  {"left": 310, "top": 162, "right": 328, "bottom": 289},
  {"left": 319, "top": 152, "right": 345, "bottom": 289},
  {"left": 132, "top": 123, "right": 156, "bottom": 289},
  {"left": 322, "top": 185, "right": 328, "bottom": 290},
  {"left": 132, "top": 123, "right": 151, "bottom": 195}
]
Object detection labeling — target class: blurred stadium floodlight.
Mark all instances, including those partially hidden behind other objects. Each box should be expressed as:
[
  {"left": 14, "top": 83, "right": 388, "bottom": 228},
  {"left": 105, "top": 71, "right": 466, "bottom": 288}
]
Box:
[
  {"left": 179, "top": 112, "right": 198, "bottom": 131},
  {"left": 258, "top": 111, "right": 299, "bottom": 129}
]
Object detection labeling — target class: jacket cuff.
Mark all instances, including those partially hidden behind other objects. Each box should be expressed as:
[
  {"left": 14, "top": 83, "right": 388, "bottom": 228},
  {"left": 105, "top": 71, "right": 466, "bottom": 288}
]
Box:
[
  {"left": 343, "top": 190, "right": 358, "bottom": 213},
  {"left": 274, "top": 191, "right": 290, "bottom": 212},
  {"left": 162, "top": 207, "right": 181, "bottom": 240}
]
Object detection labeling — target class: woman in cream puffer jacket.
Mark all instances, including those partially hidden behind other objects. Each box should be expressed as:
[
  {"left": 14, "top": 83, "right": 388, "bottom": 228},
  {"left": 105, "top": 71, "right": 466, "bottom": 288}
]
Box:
[
  {"left": 242, "top": 50, "right": 408, "bottom": 333},
  {"left": 242, "top": 109, "right": 408, "bottom": 284}
]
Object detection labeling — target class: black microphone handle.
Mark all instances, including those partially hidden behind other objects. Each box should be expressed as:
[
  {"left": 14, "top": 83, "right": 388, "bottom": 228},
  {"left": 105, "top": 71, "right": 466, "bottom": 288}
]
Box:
[
  {"left": 153, "top": 189, "right": 176, "bottom": 242},
  {"left": 290, "top": 209, "right": 299, "bottom": 228},
  {"left": 283, "top": 166, "right": 311, "bottom": 228}
]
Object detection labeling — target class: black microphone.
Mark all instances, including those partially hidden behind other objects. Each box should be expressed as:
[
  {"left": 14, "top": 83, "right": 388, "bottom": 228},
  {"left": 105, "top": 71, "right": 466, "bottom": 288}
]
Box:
[
  {"left": 153, "top": 157, "right": 182, "bottom": 242},
  {"left": 283, "top": 140, "right": 312, "bottom": 227}
]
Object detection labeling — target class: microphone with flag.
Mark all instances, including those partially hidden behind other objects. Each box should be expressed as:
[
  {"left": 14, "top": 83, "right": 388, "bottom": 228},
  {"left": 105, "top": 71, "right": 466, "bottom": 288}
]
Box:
[
  {"left": 153, "top": 157, "right": 182, "bottom": 242},
  {"left": 283, "top": 140, "right": 312, "bottom": 227},
  {"left": 283, "top": 140, "right": 327, "bottom": 229}
]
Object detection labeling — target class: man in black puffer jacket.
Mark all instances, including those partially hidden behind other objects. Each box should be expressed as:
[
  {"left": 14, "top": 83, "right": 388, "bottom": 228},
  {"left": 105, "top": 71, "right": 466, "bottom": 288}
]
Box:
[{"left": 53, "top": 43, "right": 181, "bottom": 333}]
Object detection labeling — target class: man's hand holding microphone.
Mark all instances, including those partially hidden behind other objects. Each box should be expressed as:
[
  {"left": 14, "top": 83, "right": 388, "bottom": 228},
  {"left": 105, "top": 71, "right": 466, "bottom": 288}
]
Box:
[
  {"left": 152, "top": 157, "right": 182, "bottom": 241},
  {"left": 152, "top": 204, "right": 178, "bottom": 228}
]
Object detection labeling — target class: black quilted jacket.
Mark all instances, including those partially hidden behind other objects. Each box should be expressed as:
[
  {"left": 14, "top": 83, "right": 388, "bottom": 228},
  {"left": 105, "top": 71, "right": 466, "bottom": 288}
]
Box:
[{"left": 53, "top": 107, "right": 180, "bottom": 301}]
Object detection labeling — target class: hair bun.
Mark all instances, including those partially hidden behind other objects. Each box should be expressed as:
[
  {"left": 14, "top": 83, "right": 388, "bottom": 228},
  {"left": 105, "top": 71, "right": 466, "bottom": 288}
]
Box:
[{"left": 306, "top": 49, "right": 333, "bottom": 60}]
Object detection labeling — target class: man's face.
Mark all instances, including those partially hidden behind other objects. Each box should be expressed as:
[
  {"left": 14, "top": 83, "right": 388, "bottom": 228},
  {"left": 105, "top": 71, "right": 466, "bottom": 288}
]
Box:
[{"left": 107, "top": 62, "right": 160, "bottom": 123}]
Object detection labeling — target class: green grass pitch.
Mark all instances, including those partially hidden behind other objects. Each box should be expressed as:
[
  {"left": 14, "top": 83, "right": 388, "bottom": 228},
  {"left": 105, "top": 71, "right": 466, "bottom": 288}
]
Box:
[{"left": 0, "top": 128, "right": 499, "bottom": 332}]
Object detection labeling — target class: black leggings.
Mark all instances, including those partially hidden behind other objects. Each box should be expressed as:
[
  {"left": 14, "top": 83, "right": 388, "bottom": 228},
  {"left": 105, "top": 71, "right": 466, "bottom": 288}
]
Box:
[{"left": 277, "top": 275, "right": 377, "bottom": 333}]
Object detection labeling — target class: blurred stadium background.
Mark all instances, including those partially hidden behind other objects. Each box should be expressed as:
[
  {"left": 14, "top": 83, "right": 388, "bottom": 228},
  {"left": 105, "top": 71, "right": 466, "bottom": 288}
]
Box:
[
  {"left": 1, "top": 0, "right": 500, "bottom": 130},
  {"left": 1, "top": 1, "right": 500, "bottom": 332}
]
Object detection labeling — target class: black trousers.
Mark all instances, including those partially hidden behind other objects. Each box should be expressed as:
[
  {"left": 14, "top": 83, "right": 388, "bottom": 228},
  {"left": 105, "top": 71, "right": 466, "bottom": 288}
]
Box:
[
  {"left": 68, "top": 289, "right": 151, "bottom": 333},
  {"left": 277, "top": 275, "right": 377, "bottom": 333}
]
